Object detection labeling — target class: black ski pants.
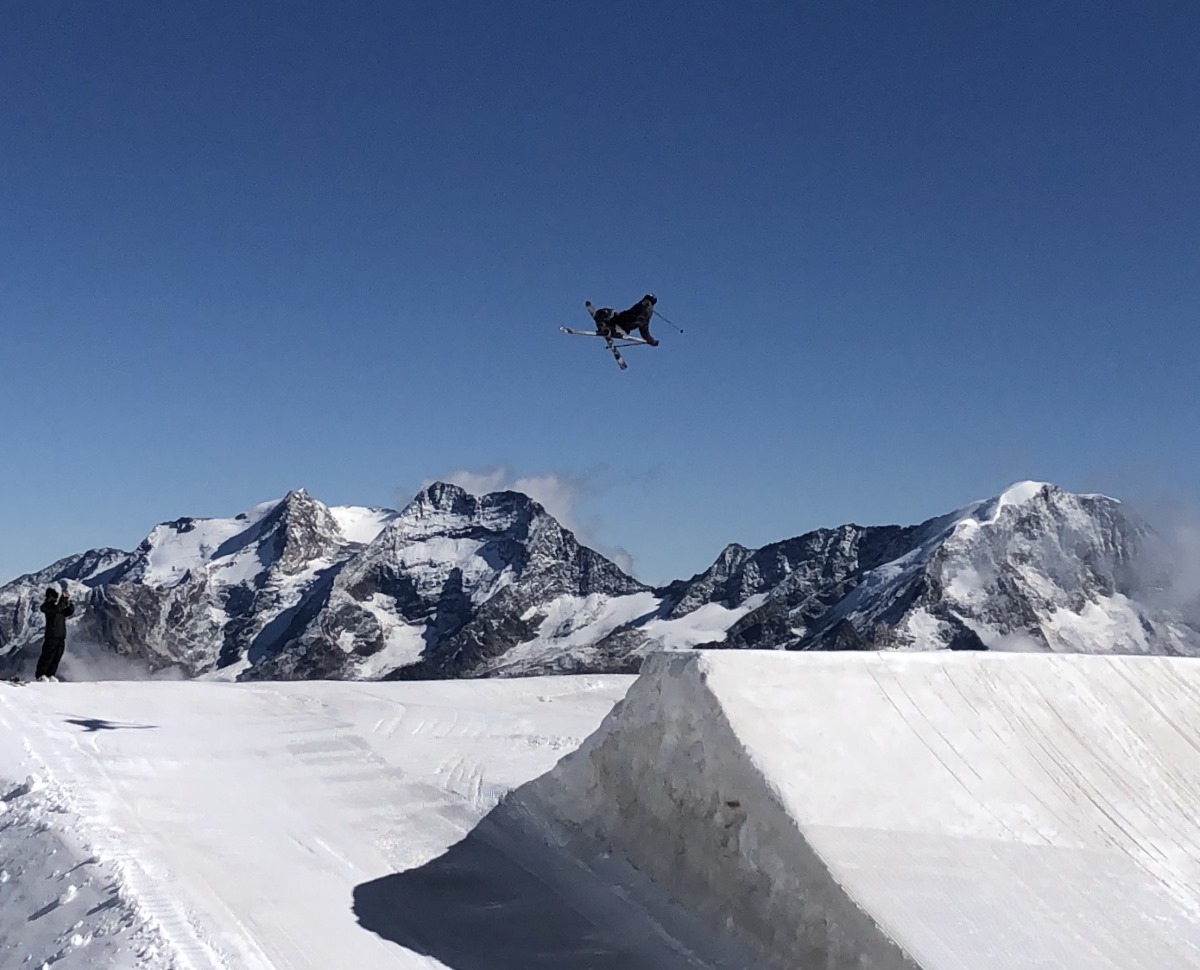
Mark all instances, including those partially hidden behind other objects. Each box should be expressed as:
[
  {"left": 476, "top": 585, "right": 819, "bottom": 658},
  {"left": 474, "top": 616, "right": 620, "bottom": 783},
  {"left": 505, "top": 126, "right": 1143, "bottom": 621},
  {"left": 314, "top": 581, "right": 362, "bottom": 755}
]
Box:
[{"left": 36, "top": 637, "right": 65, "bottom": 679}]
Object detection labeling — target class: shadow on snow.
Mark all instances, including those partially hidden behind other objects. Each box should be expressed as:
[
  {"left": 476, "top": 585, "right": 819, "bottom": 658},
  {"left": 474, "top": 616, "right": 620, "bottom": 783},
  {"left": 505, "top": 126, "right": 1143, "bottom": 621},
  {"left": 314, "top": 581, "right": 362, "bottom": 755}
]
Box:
[
  {"left": 352, "top": 802, "right": 768, "bottom": 970},
  {"left": 352, "top": 813, "right": 652, "bottom": 970},
  {"left": 62, "top": 716, "right": 158, "bottom": 733}
]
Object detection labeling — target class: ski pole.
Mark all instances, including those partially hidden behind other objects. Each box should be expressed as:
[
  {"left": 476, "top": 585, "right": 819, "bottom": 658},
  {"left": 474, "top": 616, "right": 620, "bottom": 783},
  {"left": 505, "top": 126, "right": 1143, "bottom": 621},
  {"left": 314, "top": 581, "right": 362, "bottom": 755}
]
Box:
[{"left": 652, "top": 309, "right": 684, "bottom": 334}]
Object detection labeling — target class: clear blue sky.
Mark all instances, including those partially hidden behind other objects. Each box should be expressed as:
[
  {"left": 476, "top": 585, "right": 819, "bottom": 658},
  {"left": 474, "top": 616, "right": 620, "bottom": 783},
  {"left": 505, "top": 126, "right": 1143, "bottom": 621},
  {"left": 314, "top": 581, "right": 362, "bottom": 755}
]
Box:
[{"left": 3, "top": 1, "right": 1198, "bottom": 586}]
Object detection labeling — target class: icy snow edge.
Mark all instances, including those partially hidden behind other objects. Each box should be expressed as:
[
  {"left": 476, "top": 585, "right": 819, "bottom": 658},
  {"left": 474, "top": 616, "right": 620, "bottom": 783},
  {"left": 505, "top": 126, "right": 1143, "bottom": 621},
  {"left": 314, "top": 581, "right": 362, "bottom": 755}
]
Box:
[{"left": 509, "top": 652, "right": 918, "bottom": 970}]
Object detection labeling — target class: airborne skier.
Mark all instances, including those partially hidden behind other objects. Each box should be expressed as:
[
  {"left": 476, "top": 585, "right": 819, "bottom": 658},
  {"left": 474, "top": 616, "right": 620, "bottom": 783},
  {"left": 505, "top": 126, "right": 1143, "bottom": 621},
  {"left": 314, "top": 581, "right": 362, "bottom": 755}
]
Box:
[
  {"left": 561, "top": 292, "right": 671, "bottom": 369},
  {"left": 589, "top": 293, "right": 660, "bottom": 346}
]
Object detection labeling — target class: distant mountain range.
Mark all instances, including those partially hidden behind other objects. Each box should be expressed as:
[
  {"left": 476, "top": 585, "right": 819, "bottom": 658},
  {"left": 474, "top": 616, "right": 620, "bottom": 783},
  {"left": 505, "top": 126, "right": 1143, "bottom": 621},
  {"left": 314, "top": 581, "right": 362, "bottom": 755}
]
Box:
[{"left": 2, "top": 481, "right": 1196, "bottom": 680}]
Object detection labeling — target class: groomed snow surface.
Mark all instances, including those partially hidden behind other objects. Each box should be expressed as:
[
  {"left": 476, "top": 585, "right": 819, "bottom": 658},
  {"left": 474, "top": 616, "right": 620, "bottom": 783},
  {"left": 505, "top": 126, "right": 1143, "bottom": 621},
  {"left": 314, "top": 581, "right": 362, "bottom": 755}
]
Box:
[{"left": 4, "top": 652, "right": 1200, "bottom": 969}]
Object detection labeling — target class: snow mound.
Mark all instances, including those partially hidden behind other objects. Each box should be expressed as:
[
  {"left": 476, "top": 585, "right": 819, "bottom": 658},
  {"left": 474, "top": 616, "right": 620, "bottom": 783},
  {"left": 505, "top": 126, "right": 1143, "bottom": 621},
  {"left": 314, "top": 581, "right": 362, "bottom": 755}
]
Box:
[{"left": 517, "top": 650, "right": 1200, "bottom": 970}]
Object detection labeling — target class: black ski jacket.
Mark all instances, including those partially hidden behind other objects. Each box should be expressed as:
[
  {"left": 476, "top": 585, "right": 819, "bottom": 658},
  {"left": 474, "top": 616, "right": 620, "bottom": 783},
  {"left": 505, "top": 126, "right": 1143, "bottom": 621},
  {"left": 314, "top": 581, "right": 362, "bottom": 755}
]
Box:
[
  {"left": 611, "top": 299, "right": 653, "bottom": 332},
  {"left": 40, "top": 599, "right": 74, "bottom": 639}
]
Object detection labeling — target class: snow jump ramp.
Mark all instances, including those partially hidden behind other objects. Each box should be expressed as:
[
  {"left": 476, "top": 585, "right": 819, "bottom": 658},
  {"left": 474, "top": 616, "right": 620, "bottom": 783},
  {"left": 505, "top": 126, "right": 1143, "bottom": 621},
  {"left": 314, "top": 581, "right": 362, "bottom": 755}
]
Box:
[{"left": 513, "top": 651, "right": 1200, "bottom": 970}]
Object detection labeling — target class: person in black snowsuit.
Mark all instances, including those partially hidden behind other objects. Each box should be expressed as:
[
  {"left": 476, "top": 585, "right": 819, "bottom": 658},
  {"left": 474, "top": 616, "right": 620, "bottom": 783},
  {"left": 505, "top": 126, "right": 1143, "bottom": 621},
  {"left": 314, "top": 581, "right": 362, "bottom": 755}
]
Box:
[
  {"left": 36, "top": 587, "right": 74, "bottom": 680},
  {"left": 594, "top": 294, "right": 660, "bottom": 345}
]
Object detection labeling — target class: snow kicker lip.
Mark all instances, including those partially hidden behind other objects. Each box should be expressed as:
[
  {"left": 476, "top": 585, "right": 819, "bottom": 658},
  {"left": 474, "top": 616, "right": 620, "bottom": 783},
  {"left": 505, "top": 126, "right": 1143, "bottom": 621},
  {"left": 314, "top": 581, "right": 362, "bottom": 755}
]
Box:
[
  {"left": 510, "top": 651, "right": 921, "bottom": 970},
  {"left": 510, "top": 650, "right": 1200, "bottom": 970}
]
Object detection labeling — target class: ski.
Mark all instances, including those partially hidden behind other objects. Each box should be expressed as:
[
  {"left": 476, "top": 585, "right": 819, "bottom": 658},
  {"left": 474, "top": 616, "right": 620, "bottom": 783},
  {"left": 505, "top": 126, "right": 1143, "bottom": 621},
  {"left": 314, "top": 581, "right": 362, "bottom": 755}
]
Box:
[
  {"left": 560, "top": 327, "right": 650, "bottom": 345},
  {"left": 561, "top": 326, "right": 629, "bottom": 369}
]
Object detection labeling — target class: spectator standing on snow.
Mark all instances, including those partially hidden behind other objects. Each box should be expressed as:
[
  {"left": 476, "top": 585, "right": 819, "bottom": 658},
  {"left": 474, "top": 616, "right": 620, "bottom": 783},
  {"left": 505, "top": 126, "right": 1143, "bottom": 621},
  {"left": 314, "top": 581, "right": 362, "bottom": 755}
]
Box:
[{"left": 36, "top": 587, "right": 74, "bottom": 681}]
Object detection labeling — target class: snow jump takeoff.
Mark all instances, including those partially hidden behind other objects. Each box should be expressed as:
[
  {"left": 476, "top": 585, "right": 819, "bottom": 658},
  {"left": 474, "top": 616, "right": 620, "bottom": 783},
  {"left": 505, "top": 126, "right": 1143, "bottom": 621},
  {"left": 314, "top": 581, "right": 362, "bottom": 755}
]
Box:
[{"left": 561, "top": 294, "right": 662, "bottom": 370}]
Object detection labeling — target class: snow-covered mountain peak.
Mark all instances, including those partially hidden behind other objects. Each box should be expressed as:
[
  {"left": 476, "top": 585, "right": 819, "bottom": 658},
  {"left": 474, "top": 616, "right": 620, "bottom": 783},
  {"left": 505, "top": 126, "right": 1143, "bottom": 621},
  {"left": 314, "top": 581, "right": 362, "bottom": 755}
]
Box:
[
  {"left": 714, "top": 542, "right": 751, "bottom": 569},
  {"left": 255, "top": 482, "right": 647, "bottom": 681},
  {"left": 108, "top": 490, "right": 365, "bottom": 593},
  {"left": 999, "top": 479, "right": 1053, "bottom": 507},
  {"left": 255, "top": 488, "right": 348, "bottom": 575},
  {"left": 947, "top": 481, "right": 1126, "bottom": 544},
  {"left": 131, "top": 498, "right": 282, "bottom": 587},
  {"left": 880, "top": 484, "right": 1155, "bottom": 652},
  {"left": 265, "top": 488, "right": 322, "bottom": 524},
  {"left": 948, "top": 481, "right": 1055, "bottom": 533},
  {"left": 403, "top": 481, "right": 475, "bottom": 516},
  {"left": 345, "top": 483, "right": 608, "bottom": 612},
  {"left": 390, "top": 482, "right": 545, "bottom": 543}
]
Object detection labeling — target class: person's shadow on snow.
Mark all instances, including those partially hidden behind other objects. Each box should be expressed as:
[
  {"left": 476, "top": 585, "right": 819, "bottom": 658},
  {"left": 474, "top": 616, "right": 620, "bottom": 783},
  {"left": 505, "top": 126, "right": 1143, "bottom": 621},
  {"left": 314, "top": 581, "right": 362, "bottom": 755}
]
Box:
[{"left": 63, "top": 716, "right": 158, "bottom": 733}]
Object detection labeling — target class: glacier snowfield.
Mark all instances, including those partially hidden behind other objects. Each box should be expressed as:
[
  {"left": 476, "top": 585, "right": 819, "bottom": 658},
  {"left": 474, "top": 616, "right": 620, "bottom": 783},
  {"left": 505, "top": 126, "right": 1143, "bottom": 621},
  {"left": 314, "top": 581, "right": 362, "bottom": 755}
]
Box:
[{"left": 3, "top": 651, "right": 1200, "bottom": 969}]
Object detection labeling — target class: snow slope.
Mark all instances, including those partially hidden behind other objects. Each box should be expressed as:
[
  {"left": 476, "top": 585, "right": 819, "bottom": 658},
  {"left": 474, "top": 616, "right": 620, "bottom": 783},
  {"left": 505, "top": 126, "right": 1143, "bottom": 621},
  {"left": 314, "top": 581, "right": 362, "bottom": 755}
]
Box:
[
  {"left": 0, "top": 675, "right": 765, "bottom": 970},
  {"left": 522, "top": 651, "right": 1200, "bottom": 969},
  {"left": 5, "top": 652, "right": 1200, "bottom": 969},
  {"left": 327, "top": 506, "right": 398, "bottom": 546}
]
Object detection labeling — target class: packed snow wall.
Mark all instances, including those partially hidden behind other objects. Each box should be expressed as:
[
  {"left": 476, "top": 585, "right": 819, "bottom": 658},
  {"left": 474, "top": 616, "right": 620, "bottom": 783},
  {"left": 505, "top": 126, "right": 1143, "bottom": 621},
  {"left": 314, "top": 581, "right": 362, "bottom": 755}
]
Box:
[
  {"left": 512, "top": 650, "right": 1200, "bottom": 970},
  {"left": 510, "top": 652, "right": 920, "bottom": 970}
]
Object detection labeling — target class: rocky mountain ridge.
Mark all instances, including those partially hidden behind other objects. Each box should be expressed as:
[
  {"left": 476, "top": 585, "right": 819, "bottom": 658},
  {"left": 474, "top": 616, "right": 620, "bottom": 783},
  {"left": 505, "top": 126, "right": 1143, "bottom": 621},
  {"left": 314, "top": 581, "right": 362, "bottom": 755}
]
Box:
[{"left": 2, "top": 481, "right": 1195, "bottom": 680}]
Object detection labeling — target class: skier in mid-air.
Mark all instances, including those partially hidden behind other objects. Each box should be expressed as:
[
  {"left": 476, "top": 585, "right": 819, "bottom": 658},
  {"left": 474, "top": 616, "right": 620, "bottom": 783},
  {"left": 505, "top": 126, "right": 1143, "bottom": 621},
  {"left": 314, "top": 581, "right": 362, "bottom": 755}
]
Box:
[
  {"left": 589, "top": 293, "right": 660, "bottom": 346},
  {"left": 562, "top": 292, "right": 670, "bottom": 370}
]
